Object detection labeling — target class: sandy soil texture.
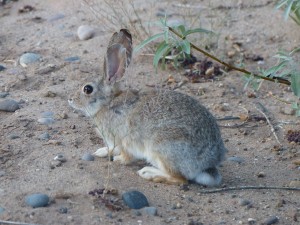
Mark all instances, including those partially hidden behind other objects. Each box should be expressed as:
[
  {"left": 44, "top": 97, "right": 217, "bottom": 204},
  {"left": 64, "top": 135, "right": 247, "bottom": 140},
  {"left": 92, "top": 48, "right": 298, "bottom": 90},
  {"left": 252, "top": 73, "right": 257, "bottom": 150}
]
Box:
[{"left": 0, "top": 0, "right": 299, "bottom": 225}]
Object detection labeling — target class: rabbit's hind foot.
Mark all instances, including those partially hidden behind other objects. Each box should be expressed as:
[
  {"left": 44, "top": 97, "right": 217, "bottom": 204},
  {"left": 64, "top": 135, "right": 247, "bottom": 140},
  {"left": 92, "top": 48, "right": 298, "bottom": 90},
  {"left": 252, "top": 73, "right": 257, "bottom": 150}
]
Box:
[
  {"left": 194, "top": 167, "right": 222, "bottom": 187},
  {"left": 138, "top": 166, "right": 187, "bottom": 184}
]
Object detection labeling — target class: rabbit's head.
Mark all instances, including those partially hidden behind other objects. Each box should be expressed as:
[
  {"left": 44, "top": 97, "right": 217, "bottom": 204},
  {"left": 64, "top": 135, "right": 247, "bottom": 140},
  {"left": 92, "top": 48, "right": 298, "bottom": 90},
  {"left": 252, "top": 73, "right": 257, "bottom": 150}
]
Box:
[{"left": 68, "top": 29, "right": 133, "bottom": 117}]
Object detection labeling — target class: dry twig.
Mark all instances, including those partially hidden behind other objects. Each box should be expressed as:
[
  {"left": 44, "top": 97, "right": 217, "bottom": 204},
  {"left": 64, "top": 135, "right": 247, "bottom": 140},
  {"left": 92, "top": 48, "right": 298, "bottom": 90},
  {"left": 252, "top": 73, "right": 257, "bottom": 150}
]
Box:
[
  {"left": 255, "top": 102, "right": 281, "bottom": 145},
  {"left": 199, "top": 186, "right": 300, "bottom": 194},
  {"left": 0, "top": 220, "right": 41, "bottom": 225}
]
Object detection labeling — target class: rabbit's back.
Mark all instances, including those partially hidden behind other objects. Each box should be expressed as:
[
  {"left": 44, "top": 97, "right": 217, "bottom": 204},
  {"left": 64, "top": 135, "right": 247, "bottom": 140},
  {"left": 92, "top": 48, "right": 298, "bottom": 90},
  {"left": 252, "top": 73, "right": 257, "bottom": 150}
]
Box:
[{"left": 123, "top": 89, "right": 226, "bottom": 179}]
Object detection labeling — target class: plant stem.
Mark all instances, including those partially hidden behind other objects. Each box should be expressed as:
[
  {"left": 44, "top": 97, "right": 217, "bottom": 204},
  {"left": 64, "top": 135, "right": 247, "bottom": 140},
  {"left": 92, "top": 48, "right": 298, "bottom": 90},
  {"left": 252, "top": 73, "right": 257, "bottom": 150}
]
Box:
[{"left": 168, "top": 26, "right": 291, "bottom": 86}]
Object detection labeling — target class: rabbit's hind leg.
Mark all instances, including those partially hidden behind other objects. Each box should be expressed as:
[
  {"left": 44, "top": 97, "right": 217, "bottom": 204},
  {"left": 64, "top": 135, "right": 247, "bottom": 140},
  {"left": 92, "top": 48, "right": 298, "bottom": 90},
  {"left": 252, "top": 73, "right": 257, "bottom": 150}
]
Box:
[
  {"left": 138, "top": 166, "right": 186, "bottom": 184},
  {"left": 113, "top": 148, "right": 134, "bottom": 165}
]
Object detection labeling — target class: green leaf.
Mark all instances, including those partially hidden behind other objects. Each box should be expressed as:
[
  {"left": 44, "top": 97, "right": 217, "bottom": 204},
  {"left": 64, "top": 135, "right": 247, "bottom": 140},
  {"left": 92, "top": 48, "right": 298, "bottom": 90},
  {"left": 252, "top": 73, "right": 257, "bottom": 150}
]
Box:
[
  {"left": 184, "top": 28, "right": 213, "bottom": 36},
  {"left": 153, "top": 41, "right": 170, "bottom": 68},
  {"left": 276, "top": 0, "right": 288, "bottom": 9},
  {"left": 284, "top": 0, "right": 295, "bottom": 20},
  {"left": 134, "top": 32, "right": 164, "bottom": 53},
  {"left": 291, "top": 72, "right": 300, "bottom": 97},
  {"left": 176, "top": 25, "right": 186, "bottom": 35},
  {"left": 181, "top": 40, "right": 191, "bottom": 54}
]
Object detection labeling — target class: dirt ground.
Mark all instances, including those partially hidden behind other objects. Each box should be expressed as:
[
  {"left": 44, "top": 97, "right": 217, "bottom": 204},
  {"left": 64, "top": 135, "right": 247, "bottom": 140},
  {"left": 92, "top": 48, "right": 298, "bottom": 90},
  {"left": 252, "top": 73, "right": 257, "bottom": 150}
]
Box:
[{"left": 0, "top": 0, "right": 299, "bottom": 225}]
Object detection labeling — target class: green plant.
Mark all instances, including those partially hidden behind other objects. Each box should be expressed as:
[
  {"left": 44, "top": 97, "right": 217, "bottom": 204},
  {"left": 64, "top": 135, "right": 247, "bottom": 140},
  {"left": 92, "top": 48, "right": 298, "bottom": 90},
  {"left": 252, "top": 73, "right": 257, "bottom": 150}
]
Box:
[
  {"left": 276, "top": 0, "right": 300, "bottom": 25},
  {"left": 134, "top": 18, "right": 212, "bottom": 69},
  {"left": 135, "top": 20, "right": 300, "bottom": 116}
]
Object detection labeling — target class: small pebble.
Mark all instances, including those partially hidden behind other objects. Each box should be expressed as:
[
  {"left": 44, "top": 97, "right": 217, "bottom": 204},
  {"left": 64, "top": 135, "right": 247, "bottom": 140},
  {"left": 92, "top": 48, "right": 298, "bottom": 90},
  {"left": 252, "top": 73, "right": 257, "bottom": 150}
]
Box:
[
  {"left": 247, "top": 218, "right": 256, "bottom": 225},
  {"left": 25, "top": 193, "right": 50, "bottom": 208},
  {"left": 257, "top": 171, "right": 266, "bottom": 178},
  {"left": 0, "top": 170, "right": 5, "bottom": 177},
  {"left": 0, "top": 207, "right": 5, "bottom": 214},
  {"left": 0, "top": 65, "right": 6, "bottom": 71},
  {"left": 227, "top": 156, "right": 245, "bottom": 164},
  {"left": 64, "top": 56, "right": 80, "bottom": 62},
  {"left": 38, "top": 117, "right": 55, "bottom": 125},
  {"left": 262, "top": 216, "right": 279, "bottom": 225},
  {"left": 20, "top": 53, "right": 41, "bottom": 66},
  {"left": 239, "top": 199, "right": 251, "bottom": 206},
  {"left": 9, "top": 134, "right": 20, "bottom": 139},
  {"left": 82, "top": 153, "right": 95, "bottom": 161},
  {"left": 38, "top": 132, "right": 50, "bottom": 141},
  {"left": 41, "top": 111, "right": 54, "bottom": 118},
  {"left": 0, "top": 99, "right": 20, "bottom": 112},
  {"left": 54, "top": 154, "right": 67, "bottom": 162},
  {"left": 0, "top": 92, "right": 9, "bottom": 98},
  {"left": 58, "top": 206, "right": 68, "bottom": 214},
  {"left": 77, "top": 25, "right": 95, "bottom": 41},
  {"left": 122, "top": 190, "right": 149, "bottom": 209},
  {"left": 142, "top": 206, "right": 157, "bottom": 216},
  {"left": 48, "top": 13, "right": 65, "bottom": 22}
]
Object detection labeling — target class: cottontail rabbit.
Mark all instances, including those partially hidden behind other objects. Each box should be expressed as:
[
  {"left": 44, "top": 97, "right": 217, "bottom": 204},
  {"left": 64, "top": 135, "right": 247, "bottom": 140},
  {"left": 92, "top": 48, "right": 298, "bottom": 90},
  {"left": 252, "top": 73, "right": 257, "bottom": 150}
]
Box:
[{"left": 69, "top": 29, "right": 227, "bottom": 186}]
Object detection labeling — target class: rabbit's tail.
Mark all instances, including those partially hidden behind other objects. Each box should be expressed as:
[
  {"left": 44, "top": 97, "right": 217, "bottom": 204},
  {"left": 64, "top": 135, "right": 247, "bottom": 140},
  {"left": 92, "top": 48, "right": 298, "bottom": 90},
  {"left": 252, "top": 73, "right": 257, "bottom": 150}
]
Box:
[{"left": 195, "top": 167, "right": 222, "bottom": 187}]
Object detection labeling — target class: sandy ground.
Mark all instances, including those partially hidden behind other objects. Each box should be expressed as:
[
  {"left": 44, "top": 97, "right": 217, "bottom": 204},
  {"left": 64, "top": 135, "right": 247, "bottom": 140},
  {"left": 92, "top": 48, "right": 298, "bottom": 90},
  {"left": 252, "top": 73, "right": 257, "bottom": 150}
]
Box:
[{"left": 0, "top": 0, "right": 299, "bottom": 224}]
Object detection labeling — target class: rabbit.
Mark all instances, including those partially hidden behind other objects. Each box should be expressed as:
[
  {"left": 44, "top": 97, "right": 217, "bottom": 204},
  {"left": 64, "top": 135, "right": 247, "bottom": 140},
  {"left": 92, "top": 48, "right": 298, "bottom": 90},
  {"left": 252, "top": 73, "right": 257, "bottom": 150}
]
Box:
[{"left": 68, "top": 29, "right": 227, "bottom": 186}]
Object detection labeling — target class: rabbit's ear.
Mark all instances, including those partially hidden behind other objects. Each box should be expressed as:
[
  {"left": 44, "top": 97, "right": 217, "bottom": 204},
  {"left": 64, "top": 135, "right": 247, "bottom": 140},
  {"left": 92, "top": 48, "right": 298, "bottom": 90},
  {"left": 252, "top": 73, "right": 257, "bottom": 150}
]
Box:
[{"left": 104, "top": 29, "right": 132, "bottom": 84}]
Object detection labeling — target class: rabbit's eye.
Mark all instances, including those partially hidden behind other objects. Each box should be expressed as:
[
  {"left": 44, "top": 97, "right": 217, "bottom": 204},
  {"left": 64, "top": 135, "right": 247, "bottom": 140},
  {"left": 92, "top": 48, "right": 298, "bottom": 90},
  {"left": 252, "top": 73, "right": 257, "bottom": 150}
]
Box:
[{"left": 83, "top": 85, "right": 93, "bottom": 95}]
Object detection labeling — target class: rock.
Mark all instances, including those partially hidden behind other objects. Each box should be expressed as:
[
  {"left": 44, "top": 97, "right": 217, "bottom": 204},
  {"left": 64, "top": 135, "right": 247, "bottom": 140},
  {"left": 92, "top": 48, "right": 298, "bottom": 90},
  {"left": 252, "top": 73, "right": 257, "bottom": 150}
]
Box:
[
  {"left": 247, "top": 218, "right": 256, "bottom": 225},
  {"left": 142, "top": 206, "right": 157, "bottom": 216},
  {"left": 82, "top": 153, "right": 95, "bottom": 161},
  {"left": 64, "top": 56, "right": 80, "bottom": 62},
  {"left": 58, "top": 206, "right": 68, "bottom": 214},
  {"left": 77, "top": 25, "right": 95, "bottom": 40},
  {"left": 0, "top": 207, "right": 5, "bottom": 214},
  {"left": 38, "top": 117, "right": 55, "bottom": 125},
  {"left": 122, "top": 190, "right": 149, "bottom": 209},
  {"left": 239, "top": 199, "right": 251, "bottom": 206},
  {"left": 38, "top": 132, "right": 50, "bottom": 141},
  {"left": 0, "top": 170, "right": 5, "bottom": 177},
  {"left": 0, "top": 92, "right": 9, "bottom": 98},
  {"left": 257, "top": 171, "right": 266, "bottom": 178},
  {"left": 48, "top": 13, "right": 65, "bottom": 22},
  {"left": 25, "top": 193, "right": 50, "bottom": 208},
  {"left": 9, "top": 134, "right": 20, "bottom": 139},
  {"left": 227, "top": 156, "right": 245, "bottom": 164},
  {"left": 131, "top": 209, "right": 142, "bottom": 216},
  {"left": 289, "top": 180, "right": 300, "bottom": 188},
  {"left": 0, "top": 65, "right": 6, "bottom": 71},
  {"left": 262, "top": 216, "right": 279, "bottom": 225},
  {"left": 41, "top": 111, "right": 54, "bottom": 118},
  {"left": 20, "top": 53, "right": 41, "bottom": 66},
  {"left": 0, "top": 99, "right": 20, "bottom": 112},
  {"left": 35, "top": 64, "right": 56, "bottom": 75},
  {"left": 54, "top": 154, "right": 67, "bottom": 162}
]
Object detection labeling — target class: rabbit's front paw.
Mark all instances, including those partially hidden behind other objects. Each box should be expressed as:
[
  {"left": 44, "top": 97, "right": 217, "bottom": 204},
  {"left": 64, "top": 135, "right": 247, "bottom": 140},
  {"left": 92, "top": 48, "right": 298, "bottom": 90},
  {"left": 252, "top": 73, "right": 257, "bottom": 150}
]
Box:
[{"left": 93, "top": 147, "right": 109, "bottom": 157}]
